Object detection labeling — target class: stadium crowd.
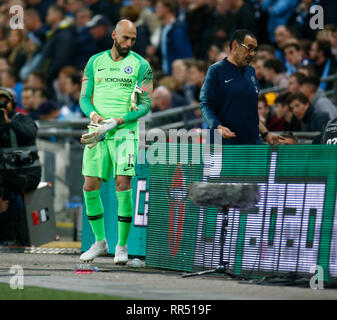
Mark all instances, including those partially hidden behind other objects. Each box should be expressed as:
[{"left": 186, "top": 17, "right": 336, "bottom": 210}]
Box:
[{"left": 0, "top": 0, "right": 336, "bottom": 135}]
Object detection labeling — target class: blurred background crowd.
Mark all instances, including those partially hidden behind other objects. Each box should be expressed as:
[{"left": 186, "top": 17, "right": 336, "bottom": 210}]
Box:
[{"left": 0, "top": 0, "right": 336, "bottom": 135}]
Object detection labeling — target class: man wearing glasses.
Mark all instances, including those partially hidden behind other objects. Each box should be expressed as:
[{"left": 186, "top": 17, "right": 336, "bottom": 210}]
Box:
[{"left": 200, "top": 29, "right": 283, "bottom": 145}]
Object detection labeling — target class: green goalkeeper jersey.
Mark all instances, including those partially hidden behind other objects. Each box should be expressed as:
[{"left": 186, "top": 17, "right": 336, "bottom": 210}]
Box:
[{"left": 80, "top": 49, "right": 153, "bottom": 139}]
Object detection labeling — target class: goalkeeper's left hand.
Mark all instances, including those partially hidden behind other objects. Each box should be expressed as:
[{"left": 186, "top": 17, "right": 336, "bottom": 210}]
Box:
[
  {"left": 81, "top": 118, "right": 122, "bottom": 148},
  {"left": 130, "top": 85, "right": 143, "bottom": 112}
]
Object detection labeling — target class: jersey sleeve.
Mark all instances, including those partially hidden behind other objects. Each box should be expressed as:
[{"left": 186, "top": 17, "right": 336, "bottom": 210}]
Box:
[
  {"left": 79, "top": 55, "right": 96, "bottom": 118},
  {"left": 122, "top": 60, "right": 153, "bottom": 123}
]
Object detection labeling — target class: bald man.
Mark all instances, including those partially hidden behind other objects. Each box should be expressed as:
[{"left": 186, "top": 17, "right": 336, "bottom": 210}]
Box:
[{"left": 79, "top": 20, "right": 153, "bottom": 264}]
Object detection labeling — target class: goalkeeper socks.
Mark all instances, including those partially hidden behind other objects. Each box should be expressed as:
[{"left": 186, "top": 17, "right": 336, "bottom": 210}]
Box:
[
  {"left": 116, "top": 189, "right": 133, "bottom": 246},
  {"left": 83, "top": 190, "right": 105, "bottom": 242}
]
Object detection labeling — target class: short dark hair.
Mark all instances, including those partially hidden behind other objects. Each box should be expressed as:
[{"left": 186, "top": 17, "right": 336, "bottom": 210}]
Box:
[
  {"left": 258, "top": 94, "right": 268, "bottom": 108},
  {"left": 229, "top": 29, "right": 257, "bottom": 50},
  {"left": 314, "top": 39, "right": 332, "bottom": 59},
  {"left": 274, "top": 92, "right": 290, "bottom": 106},
  {"left": 290, "top": 72, "right": 307, "bottom": 85},
  {"left": 283, "top": 42, "right": 301, "bottom": 52},
  {"left": 263, "top": 58, "right": 285, "bottom": 73},
  {"left": 301, "top": 75, "right": 320, "bottom": 89},
  {"left": 49, "top": 5, "right": 65, "bottom": 18},
  {"left": 287, "top": 92, "right": 310, "bottom": 105},
  {"left": 68, "top": 72, "right": 82, "bottom": 86},
  {"left": 157, "top": 0, "right": 177, "bottom": 15},
  {"left": 257, "top": 44, "right": 275, "bottom": 56}
]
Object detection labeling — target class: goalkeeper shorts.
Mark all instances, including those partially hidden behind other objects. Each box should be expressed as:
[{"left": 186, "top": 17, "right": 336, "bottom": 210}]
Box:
[{"left": 82, "top": 129, "right": 138, "bottom": 181}]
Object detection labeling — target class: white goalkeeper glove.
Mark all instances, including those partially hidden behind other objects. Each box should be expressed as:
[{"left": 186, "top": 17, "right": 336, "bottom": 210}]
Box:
[
  {"left": 81, "top": 118, "right": 118, "bottom": 148},
  {"left": 130, "top": 84, "right": 143, "bottom": 111}
]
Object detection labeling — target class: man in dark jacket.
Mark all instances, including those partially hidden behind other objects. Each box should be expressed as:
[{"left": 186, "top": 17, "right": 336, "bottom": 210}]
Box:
[
  {"left": 287, "top": 91, "right": 330, "bottom": 132},
  {"left": 37, "top": 5, "right": 76, "bottom": 85},
  {"left": 0, "top": 88, "right": 41, "bottom": 245},
  {"left": 200, "top": 29, "right": 282, "bottom": 145}
]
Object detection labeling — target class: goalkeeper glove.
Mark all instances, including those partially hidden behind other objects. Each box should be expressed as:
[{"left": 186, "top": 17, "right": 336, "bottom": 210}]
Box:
[
  {"left": 81, "top": 118, "right": 118, "bottom": 148},
  {"left": 130, "top": 84, "right": 143, "bottom": 111}
]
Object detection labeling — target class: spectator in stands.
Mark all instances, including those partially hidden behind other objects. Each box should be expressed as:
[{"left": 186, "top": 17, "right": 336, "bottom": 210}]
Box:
[
  {"left": 185, "top": 0, "right": 212, "bottom": 60},
  {"left": 53, "top": 66, "right": 76, "bottom": 106},
  {"left": 64, "top": 72, "right": 85, "bottom": 118},
  {"left": 205, "top": 0, "right": 233, "bottom": 50},
  {"left": 0, "top": 69, "right": 23, "bottom": 109},
  {"left": 37, "top": 5, "right": 76, "bottom": 84},
  {"left": 7, "top": 29, "right": 28, "bottom": 78},
  {"left": 19, "top": 33, "right": 43, "bottom": 81},
  {"left": 226, "top": 0, "right": 258, "bottom": 39},
  {"left": 171, "top": 58, "right": 188, "bottom": 88},
  {"left": 263, "top": 58, "right": 289, "bottom": 88},
  {"left": 34, "top": 87, "right": 49, "bottom": 110},
  {"left": 37, "top": 100, "right": 61, "bottom": 120},
  {"left": 21, "top": 87, "right": 40, "bottom": 120},
  {"left": 72, "top": 7, "right": 99, "bottom": 69},
  {"left": 261, "top": 0, "right": 299, "bottom": 44},
  {"left": 283, "top": 42, "right": 309, "bottom": 75},
  {"left": 65, "top": 0, "right": 85, "bottom": 17},
  {"left": 132, "top": 0, "right": 161, "bottom": 48},
  {"left": 273, "top": 25, "right": 292, "bottom": 60},
  {"left": 186, "top": 60, "right": 207, "bottom": 104},
  {"left": 287, "top": 71, "right": 306, "bottom": 93},
  {"left": 87, "top": 14, "right": 113, "bottom": 51},
  {"left": 309, "top": 39, "right": 337, "bottom": 91},
  {"left": 75, "top": 6, "right": 92, "bottom": 28},
  {"left": 150, "top": 86, "right": 183, "bottom": 127},
  {"left": 0, "top": 38, "right": 10, "bottom": 59},
  {"left": 171, "top": 58, "right": 196, "bottom": 103},
  {"left": 155, "top": 0, "right": 193, "bottom": 75},
  {"left": 0, "top": 57, "right": 9, "bottom": 74},
  {"left": 251, "top": 56, "right": 273, "bottom": 90},
  {"left": 84, "top": 0, "right": 121, "bottom": 26},
  {"left": 258, "top": 94, "right": 273, "bottom": 129},
  {"left": 288, "top": 91, "right": 330, "bottom": 132},
  {"left": 256, "top": 44, "right": 276, "bottom": 61},
  {"left": 299, "top": 76, "right": 337, "bottom": 120},
  {"left": 273, "top": 92, "right": 302, "bottom": 131},
  {"left": 25, "top": 70, "right": 47, "bottom": 89},
  {"left": 24, "top": 8, "right": 48, "bottom": 44},
  {"left": 26, "top": 0, "right": 58, "bottom": 22}
]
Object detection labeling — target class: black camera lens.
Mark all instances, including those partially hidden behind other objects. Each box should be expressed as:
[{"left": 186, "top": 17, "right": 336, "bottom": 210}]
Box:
[{"left": 0, "top": 100, "right": 8, "bottom": 109}]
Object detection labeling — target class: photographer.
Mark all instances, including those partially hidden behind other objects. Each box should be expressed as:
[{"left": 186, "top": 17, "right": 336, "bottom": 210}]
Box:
[{"left": 0, "top": 87, "right": 41, "bottom": 246}]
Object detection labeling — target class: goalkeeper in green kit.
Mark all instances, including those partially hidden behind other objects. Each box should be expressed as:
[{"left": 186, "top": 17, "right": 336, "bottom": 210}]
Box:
[{"left": 79, "top": 20, "right": 153, "bottom": 264}]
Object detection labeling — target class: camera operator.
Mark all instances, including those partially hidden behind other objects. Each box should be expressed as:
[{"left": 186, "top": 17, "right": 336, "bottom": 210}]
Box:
[{"left": 0, "top": 87, "right": 41, "bottom": 246}]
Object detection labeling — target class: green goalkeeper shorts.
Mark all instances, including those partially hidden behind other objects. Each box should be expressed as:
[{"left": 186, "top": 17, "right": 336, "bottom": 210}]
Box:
[{"left": 82, "top": 129, "right": 138, "bottom": 181}]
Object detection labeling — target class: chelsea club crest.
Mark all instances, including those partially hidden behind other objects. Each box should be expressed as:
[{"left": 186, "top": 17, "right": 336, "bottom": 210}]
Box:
[{"left": 124, "top": 66, "right": 133, "bottom": 74}]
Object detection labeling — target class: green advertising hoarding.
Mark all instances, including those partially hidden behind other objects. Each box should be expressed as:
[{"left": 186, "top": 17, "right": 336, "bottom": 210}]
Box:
[{"left": 146, "top": 144, "right": 337, "bottom": 282}]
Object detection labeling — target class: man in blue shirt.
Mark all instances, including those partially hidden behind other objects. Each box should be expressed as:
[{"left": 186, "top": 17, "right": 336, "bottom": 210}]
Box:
[{"left": 200, "top": 29, "right": 283, "bottom": 145}]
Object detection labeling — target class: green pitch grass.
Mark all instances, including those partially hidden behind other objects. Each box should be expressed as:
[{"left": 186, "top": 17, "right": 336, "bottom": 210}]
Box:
[{"left": 0, "top": 283, "right": 136, "bottom": 300}]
